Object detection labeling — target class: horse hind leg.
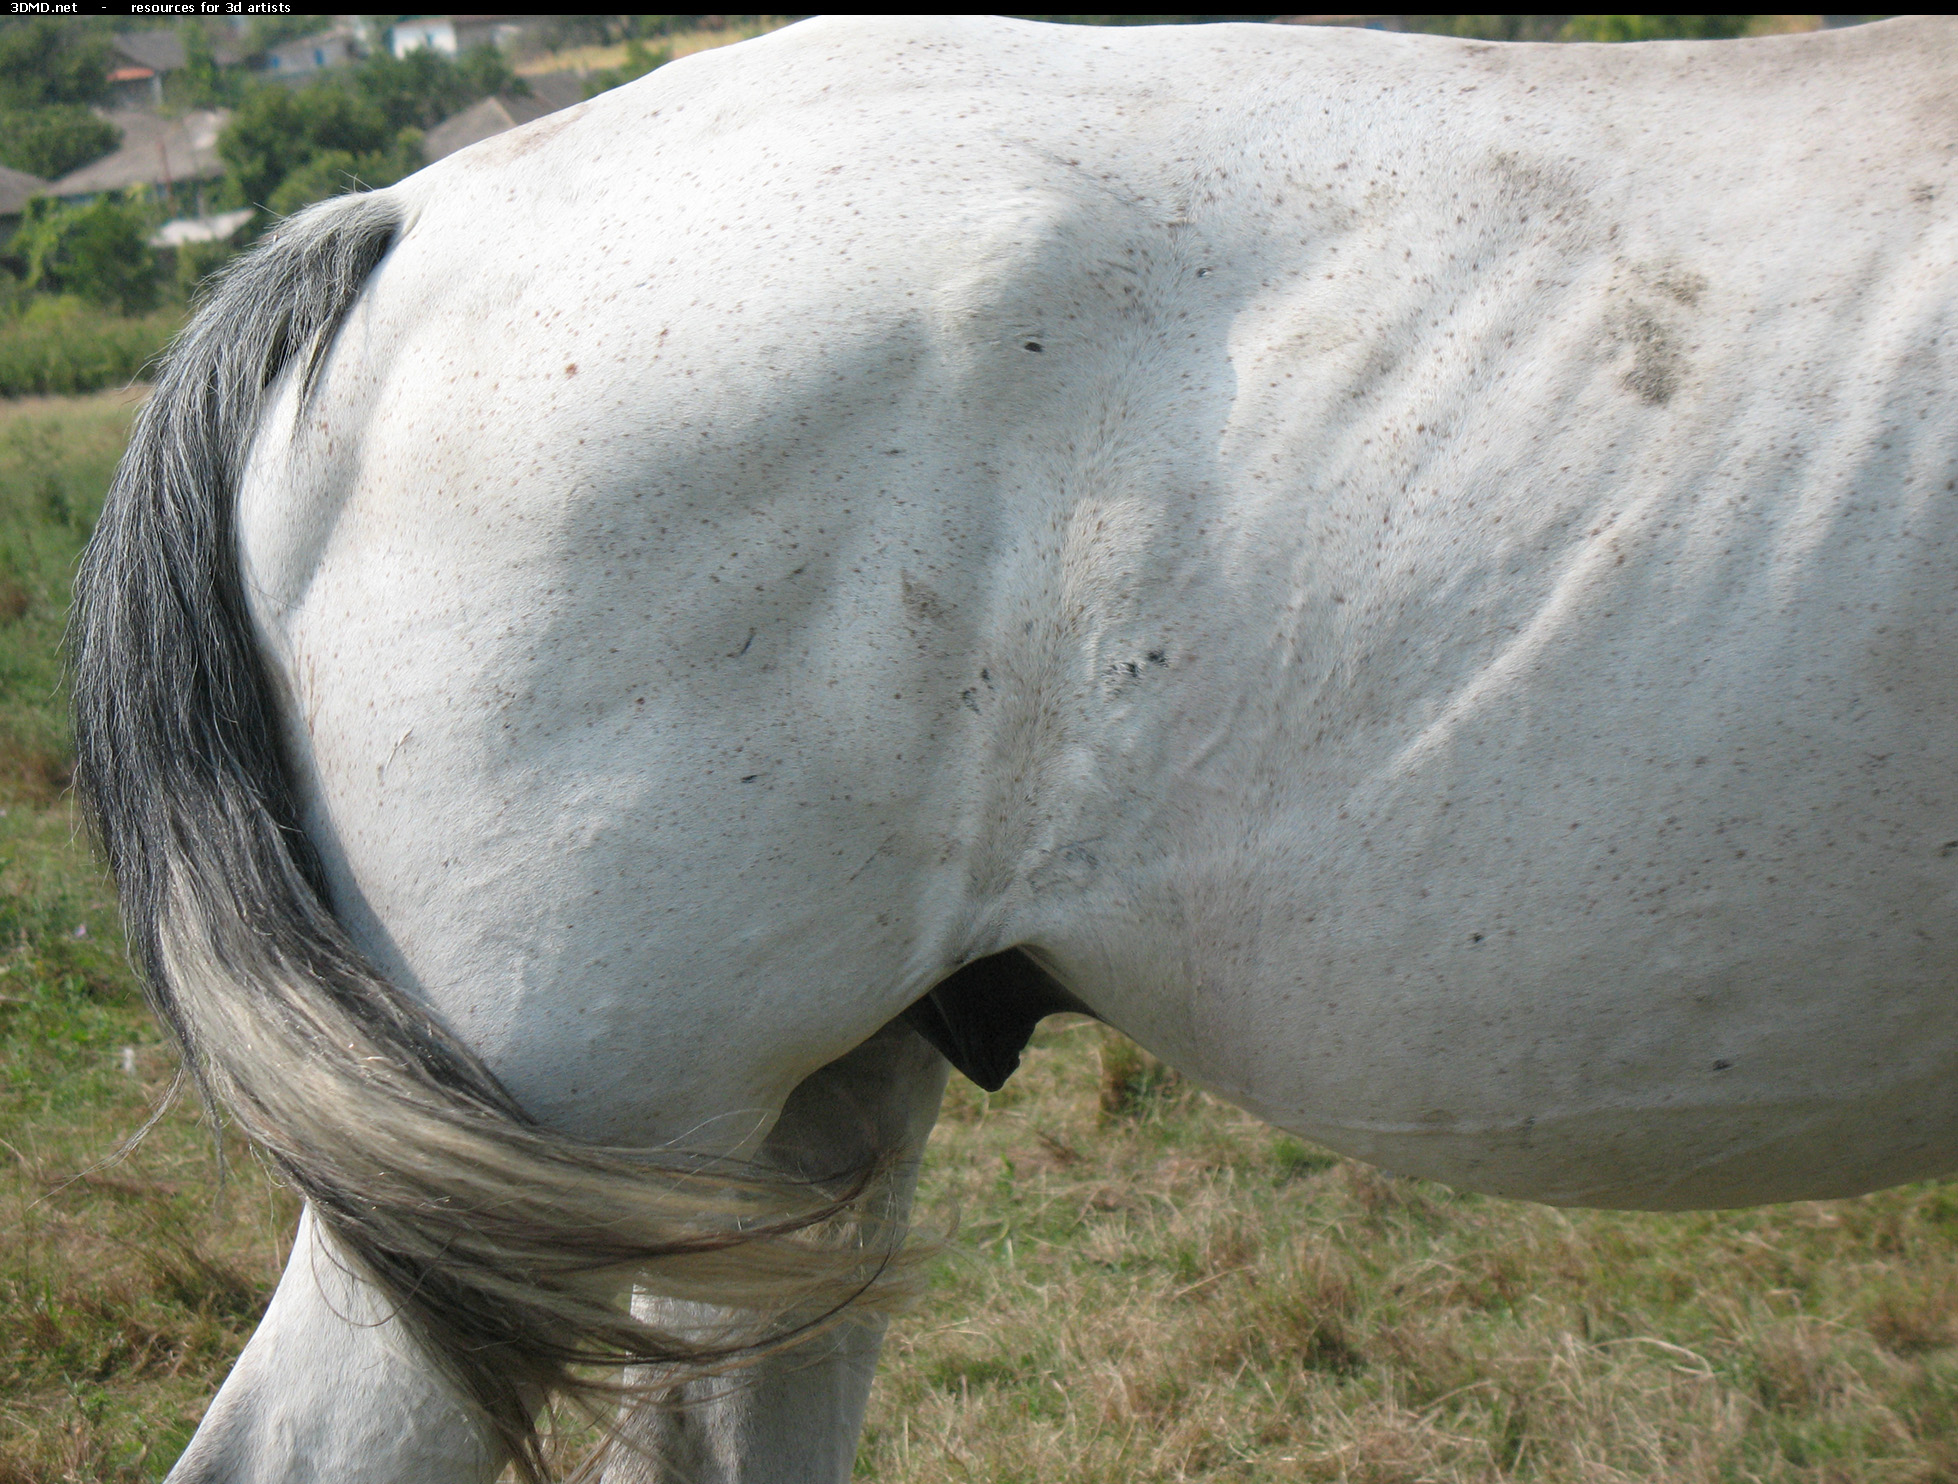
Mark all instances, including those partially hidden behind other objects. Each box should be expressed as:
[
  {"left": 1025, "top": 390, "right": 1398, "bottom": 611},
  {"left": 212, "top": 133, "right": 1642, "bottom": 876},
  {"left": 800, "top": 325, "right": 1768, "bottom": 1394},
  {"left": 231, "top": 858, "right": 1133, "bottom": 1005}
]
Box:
[
  {"left": 599, "top": 1016, "right": 949, "bottom": 1484},
  {"left": 165, "top": 1208, "right": 505, "bottom": 1483}
]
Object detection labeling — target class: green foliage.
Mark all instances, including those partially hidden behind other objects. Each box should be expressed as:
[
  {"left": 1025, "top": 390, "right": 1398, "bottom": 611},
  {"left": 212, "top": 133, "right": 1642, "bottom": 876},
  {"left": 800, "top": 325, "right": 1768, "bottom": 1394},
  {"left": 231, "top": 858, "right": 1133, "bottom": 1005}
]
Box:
[
  {"left": 581, "top": 39, "right": 671, "bottom": 99},
  {"left": 218, "top": 84, "right": 421, "bottom": 220},
  {"left": 10, "top": 195, "right": 162, "bottom": 315},
  {"left": 1409, "top": 15, "right": 1762, "bottom": 42},
  {"left": 1402, "top": 15, "right": 1574, "bottom": 41},
  {"left": 219, "top": 85, "right": 389, "bottom": 210},
  {"left": 264, "top": 133, "right": 423, "bottom": 218},
  {"left": 0, "top": 298, "right": 179, "bottom": 397},
  {"left": 220, "top": 41, "right": 533, "bottom": 220},
  {"left": 0, "top": 18, "right": 110, "bottom": 111},
  {"left": 540, "top": 15, "right": 738, "bottom": 48},
  {"left": 1559, "top": 14, "right": 1755, "bottom": 41},
  {"left": 0, "top": 395, "right": 140, "bottom": 789},
  {"left": 354, "top": 44, "right": 526, "bottom": 132},
  {"left": 452, "top": 42, "right": 528, "bottom": 106},
  {"left": 0, "top": 104, "right": 119, "bottom": 182},
  {"left": 172, "top": 22, "right": 238, "bottom": 110},
  {"left": 171, "top": 236, "right": 236, "bottom": 305}
]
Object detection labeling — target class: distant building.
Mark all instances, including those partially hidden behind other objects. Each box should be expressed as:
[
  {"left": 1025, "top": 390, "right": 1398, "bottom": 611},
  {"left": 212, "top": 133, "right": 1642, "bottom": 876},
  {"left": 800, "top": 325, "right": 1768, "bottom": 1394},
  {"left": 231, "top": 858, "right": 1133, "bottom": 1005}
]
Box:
[
  {"left": 49, "top": 110, "right": 228, "bottom": 214},
  {"left": 263, "top": 30, "right": 354, "bottom": 81},
  {"left": 390, "top": 16, "right": 545, "bottom": 59},
  {"left": 107, "top": 65, "right": 162, "bottom": 111},
  {"left": 421, "top": 76, "right": 581, "bottom": 163},
  {"left": 108, "top": 31, "right": 188, "bottom": 110}
]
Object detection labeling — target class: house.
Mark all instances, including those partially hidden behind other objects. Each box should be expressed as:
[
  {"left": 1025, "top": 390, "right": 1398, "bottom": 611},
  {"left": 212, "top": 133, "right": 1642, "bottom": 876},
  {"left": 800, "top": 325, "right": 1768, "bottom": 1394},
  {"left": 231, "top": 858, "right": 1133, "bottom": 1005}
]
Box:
[
  {"left": 48, "top": 110, "right": 228, "bottom": 214},
  {"left": 263, "top": 30, "right": 355, "bottom": 81},
  {"left": 108, "top": 31, "right": 187, "bottom": 110},
  {"left": 107, "top": 64, "right": 162, "bottom": 111},
  {"left": 389, "top": 16, "right": 545, "bottom": 59}
]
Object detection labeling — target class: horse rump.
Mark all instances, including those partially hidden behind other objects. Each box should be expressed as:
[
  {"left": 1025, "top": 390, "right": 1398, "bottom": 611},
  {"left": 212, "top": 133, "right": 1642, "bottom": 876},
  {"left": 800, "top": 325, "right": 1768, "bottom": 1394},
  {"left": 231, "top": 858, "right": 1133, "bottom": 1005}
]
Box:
[{"left": 67, "top": 190, "right": 918, "bottom": 1480}]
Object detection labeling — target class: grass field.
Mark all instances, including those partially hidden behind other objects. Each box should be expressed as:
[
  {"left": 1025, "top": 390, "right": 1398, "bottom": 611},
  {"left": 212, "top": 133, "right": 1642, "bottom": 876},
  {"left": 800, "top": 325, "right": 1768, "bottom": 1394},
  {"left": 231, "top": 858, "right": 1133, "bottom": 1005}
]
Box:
[{"left": 4, "top": 392, "right": 1958, "bottom": 1481}]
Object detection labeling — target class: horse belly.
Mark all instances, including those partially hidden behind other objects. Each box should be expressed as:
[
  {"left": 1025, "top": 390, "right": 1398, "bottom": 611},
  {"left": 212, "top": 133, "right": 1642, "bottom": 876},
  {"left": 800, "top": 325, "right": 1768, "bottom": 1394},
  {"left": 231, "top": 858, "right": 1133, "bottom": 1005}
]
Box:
[{"left": 1088, "top": 442, "right": 1958, "bottom": 1210}]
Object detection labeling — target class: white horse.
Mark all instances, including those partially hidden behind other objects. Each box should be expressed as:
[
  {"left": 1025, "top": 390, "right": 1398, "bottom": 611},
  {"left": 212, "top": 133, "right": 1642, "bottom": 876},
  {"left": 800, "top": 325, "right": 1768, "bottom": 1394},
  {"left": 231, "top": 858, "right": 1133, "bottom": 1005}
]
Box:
[{"left": 71, "top": 14, "right": 1958, "bottom": 1481}]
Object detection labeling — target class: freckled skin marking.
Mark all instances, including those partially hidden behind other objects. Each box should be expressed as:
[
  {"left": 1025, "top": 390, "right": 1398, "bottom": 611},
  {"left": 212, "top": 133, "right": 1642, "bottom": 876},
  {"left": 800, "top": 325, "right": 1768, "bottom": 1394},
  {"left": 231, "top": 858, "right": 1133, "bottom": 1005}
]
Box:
[{"left": 221, "top": 16, "right": 1958, "bottom": 1479}]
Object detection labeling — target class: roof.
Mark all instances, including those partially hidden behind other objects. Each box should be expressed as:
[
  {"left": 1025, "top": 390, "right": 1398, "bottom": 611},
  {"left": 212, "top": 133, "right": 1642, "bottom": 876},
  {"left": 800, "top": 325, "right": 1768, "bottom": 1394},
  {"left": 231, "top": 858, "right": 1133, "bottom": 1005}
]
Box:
[
  {"left": 112, "top": 31, "right": 187, "bottom": 73},
  {"left": 48, "top": 110, "right": 228, "bottom": 196},
  {"left": 0, "top": 164, "right": 50, "bottom": 216},
  {"left": 422, "top": 87, "right": 576, "bottom": 163},
  {"left": 526, "top": 70, "right": 586, "bottom": 112}
]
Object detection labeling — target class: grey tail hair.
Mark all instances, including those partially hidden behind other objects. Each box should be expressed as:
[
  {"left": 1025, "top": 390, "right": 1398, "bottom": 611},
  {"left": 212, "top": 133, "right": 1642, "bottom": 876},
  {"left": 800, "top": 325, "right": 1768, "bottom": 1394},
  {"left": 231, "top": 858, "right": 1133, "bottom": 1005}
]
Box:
[{"left": 69, "top": 192, "right": 917, "bottom": 1481}]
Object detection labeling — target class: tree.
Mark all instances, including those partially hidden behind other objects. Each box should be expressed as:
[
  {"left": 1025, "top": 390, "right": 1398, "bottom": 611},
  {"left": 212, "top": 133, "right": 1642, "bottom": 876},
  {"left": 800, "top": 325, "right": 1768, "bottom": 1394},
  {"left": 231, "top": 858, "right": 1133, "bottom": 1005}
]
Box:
[
  {"left": 173, "top": 22, "right": 239, "bottom": 110},
  {"left": 0, "top": 106, "right": 119, "bottom": 181},
  {"left": 219, "top": 85, "right": 400, "bottom": 212},
  {"left": 0, "top": 18, "right": 111, "bottom": 110},
  {"left": 10, "top": 192, "right": 161, "bottom": 314},
  {"left": 264, "top": 132, "right": 424, "bottom": 218},
  {"left": 354, "top": 44, "right": 526, "bottom": 133},
  {"left": 220, "top": 39, "right": 535, "bottom": 223},
  {"left": 453, "top": 43, "right": 528, "bottom": 107}
]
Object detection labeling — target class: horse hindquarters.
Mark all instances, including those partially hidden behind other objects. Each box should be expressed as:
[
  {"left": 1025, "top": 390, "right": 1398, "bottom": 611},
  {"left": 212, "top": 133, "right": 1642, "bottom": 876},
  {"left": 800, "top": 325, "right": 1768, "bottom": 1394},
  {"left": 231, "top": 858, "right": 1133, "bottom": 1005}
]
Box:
[{"left": 74, "top": 188, "right": 931, "bottom": 1482}]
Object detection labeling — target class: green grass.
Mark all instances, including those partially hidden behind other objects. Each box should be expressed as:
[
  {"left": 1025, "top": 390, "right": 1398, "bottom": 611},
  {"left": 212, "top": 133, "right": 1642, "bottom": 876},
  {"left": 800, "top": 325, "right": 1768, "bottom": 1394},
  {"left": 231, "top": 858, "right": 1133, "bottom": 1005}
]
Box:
[
  {"left": 3, "top": 391, "right": 1958, "bottom": 1480},
  {"left": 0, "top": 390, "right": 146, "bottom": 801}
]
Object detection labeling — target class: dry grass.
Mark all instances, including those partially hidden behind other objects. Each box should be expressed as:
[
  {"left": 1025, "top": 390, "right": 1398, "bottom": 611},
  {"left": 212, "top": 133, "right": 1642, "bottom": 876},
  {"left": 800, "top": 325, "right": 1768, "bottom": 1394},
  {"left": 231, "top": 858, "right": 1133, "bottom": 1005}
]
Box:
[{"left": 854, "top": 1024, "right": 1958, "bottom": 1482}]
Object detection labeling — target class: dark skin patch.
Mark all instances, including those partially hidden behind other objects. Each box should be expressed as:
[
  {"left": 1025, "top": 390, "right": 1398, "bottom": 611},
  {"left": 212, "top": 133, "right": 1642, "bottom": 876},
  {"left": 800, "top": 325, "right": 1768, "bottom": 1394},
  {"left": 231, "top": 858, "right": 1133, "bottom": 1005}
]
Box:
[{"left": 901, "top": 948, "right": 1093, "bottom": 1091}]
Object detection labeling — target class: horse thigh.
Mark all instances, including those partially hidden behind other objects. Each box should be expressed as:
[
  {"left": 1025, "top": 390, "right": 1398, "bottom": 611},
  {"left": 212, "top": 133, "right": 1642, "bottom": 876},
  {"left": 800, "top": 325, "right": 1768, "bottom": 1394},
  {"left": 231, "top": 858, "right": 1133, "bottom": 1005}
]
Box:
[{"left": 603, "top": 1017, "right": 948, "bottom": 1484}]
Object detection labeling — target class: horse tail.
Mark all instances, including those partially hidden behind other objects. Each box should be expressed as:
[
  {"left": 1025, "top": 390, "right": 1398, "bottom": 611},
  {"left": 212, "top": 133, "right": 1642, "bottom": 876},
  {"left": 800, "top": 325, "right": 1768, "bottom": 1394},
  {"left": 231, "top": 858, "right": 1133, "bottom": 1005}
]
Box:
[{"left": 69, "top": 191, "right": 914, "bottom": 1480}]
